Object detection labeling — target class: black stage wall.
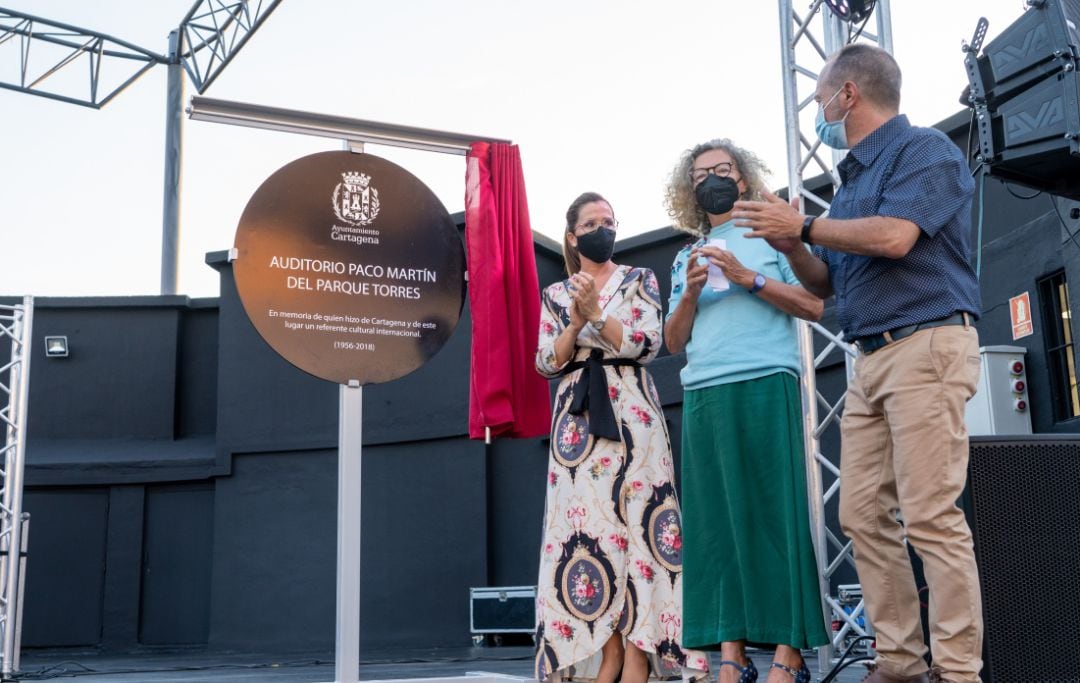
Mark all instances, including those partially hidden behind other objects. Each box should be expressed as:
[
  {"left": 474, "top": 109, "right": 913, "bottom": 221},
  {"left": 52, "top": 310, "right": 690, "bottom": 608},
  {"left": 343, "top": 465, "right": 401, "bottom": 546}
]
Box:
[{"left": 4, "top": 112, "right": 1080, "bottom": 654}]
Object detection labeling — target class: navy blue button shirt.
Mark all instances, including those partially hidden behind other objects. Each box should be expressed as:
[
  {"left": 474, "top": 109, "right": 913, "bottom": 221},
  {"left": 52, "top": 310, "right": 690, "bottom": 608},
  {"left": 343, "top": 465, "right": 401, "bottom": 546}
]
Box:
[{"left": 813, "top": 115, "right": 981, "bottom": 340}]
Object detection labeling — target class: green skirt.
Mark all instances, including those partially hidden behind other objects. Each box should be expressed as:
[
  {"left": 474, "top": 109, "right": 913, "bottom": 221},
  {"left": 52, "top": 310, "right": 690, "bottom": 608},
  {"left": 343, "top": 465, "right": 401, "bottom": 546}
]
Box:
[{"left": 680, "top": 371, "right": 830, "bottom": 650}]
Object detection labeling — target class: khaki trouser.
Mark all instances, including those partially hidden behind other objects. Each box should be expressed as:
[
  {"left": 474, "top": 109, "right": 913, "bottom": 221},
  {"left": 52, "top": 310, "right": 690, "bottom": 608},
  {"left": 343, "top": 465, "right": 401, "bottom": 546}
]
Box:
[{"left": 839, "top": 324, "right": 983, "bottom": 682}]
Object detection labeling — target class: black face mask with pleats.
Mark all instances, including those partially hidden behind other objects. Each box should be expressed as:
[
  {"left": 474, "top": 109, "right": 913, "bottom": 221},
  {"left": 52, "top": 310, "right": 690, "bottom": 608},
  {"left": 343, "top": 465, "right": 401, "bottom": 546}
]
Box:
[
  {"left": 575, "top": 226, "right": 616, "bottom": 263},
  {"left": 695, "top": 175, "right": 741, "bottom": 216}
]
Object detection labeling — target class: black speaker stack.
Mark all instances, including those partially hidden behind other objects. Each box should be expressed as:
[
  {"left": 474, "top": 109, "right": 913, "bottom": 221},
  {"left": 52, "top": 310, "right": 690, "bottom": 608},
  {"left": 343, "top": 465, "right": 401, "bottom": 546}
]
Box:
[
  {"left": 962, "top": 434, "right": 1080, "bottom": 682},
  {"left": 964, "top": 0, "right": 1080, "bottom": 200}
]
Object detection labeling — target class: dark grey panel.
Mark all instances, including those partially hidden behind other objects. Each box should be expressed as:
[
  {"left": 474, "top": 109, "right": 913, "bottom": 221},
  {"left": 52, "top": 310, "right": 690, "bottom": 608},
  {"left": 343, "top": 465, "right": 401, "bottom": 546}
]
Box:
[
  {"left": 486, "top": 438, "right": 547, "bottom": 587},
  {"left": 207, "top": 450, "right": 336, "bottom": 651},
  {"left": 207, "top": 441, "right": 487, "bottom": 651},
  {"left": 140, "top": 483, "right": 215, "bottom": 645},
  {"left": 102, "top": 486, "right": 145, "bottom": 649},
  {"left": 177, "top": 307, "right": 219, "bottom": 438},
  {"left": 358, "top": 439, "right": 487, "bottom": 647},
  {"left": 973, "top": 195, "right": 1073, "bottom": 433},
  {"left": 26, "top": 437, "right": 216, "bottom": 487},
  {"left": 27, "top": 308, "right": 179, "bottom": 441},
  {"left": 22, "top": 489, "right": 109, "bottom": 647}
]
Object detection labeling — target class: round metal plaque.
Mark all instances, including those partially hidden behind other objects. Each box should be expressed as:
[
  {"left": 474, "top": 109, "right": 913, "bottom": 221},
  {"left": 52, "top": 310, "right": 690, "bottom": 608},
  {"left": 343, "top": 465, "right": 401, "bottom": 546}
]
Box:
[{"left": 233, "top": 150, "right": 465, "bottom": 385}]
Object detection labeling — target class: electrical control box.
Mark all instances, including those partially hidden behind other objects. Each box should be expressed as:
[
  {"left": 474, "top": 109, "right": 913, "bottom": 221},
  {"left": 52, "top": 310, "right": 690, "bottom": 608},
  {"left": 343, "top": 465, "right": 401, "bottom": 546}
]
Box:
[{"left": 965, "top": 346, "right": 1033, "bottom": 436}]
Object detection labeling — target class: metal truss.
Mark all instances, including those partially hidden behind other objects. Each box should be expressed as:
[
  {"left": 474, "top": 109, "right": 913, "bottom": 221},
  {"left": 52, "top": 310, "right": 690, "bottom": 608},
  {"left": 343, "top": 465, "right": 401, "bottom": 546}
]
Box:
[
  {"left": 0, "top": 9, "right": 165, "bottom": 108},
  {"left": 777, "top": 0, "right": 893, "bottom": 670},
  {"left": 0, "top": 1, "right": 282, "bottom": 109},
  {"left": 179, "top": 0, "right": 284, "bottom": 93},
  {"left": 0, "top": 298, "right": 32, "bottom": 676},
  {"left": 0, "top": 1, "right": 284, "bottom": 294}
]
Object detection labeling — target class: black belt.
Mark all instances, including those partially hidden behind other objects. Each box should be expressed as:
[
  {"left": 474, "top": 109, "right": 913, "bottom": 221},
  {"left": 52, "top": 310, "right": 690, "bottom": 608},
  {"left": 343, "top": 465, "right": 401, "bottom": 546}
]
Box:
[
  {"left": 561, "top": 348, "right": 641, "bottom": 441},
  {"left": 854, "top": 312, "right": 972, "bottom": 355}
]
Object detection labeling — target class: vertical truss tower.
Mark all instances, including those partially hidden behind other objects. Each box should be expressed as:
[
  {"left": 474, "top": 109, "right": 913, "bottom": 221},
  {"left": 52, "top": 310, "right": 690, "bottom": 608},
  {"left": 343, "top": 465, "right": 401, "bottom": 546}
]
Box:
[{"left": 0, "top": 298, "right": 32, "bottom": 677}]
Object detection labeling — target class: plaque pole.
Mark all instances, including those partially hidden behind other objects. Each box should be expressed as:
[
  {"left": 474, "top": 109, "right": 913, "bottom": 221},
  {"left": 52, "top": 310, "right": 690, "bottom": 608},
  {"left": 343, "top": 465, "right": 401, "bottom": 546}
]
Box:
[{"left": 336, "top": 380, "right": 362, "bottom": 683}]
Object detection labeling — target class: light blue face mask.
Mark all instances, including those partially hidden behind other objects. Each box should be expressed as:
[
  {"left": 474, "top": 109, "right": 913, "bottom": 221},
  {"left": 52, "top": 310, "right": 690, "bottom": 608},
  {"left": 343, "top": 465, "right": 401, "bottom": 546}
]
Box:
[{"left": 815, "top": 86, "right": 850, "bottom": 150}]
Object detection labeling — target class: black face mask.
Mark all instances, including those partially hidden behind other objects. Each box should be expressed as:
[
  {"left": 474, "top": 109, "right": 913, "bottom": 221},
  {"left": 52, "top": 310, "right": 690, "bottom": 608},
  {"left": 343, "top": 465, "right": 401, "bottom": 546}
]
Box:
[
  {"left": 575, "top": 226, "right": 616, "bottom": 264},
  {"left": 695, "top": 175, "right": 741, "bottom": 216}
]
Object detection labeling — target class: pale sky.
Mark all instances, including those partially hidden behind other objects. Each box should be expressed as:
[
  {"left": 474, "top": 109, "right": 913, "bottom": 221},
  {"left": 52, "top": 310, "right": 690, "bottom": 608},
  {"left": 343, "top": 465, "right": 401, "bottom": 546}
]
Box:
[{"left": 2, "top": 0, "right": 1024, "bottom": 297}]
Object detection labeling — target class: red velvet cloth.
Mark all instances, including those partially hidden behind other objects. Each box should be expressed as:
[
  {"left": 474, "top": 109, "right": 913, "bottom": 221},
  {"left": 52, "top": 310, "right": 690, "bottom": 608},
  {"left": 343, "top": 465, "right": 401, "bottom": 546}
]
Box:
[{"left": 465, "top": 142, "right": 551, "bottom": 439}]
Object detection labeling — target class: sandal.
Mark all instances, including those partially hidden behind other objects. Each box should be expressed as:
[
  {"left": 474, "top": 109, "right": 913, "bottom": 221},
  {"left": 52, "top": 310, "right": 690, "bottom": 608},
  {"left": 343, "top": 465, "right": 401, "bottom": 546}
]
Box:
[
  {"left": 770, "top": 661, "right": 810, "bottom": 683},
  {"left": 718, "top": 659, "right": 758, "bottom": 683}
]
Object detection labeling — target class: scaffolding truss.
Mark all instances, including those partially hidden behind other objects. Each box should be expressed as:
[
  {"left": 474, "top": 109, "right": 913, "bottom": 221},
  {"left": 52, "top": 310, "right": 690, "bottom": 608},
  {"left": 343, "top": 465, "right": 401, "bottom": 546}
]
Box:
[
  {"left": 0, "top": 1, "right": 284, "bottom": 293},
  {"left": 0, "top": 297, "right": 32, "bottom": 676},
  {"left": 179, "top": 0, "right": 284, "bottom": 93},
  {"left": 0, "top": 1, "right": 283, "bottom": 109},
  {"left": 0, "top": 9, "right": 164, "bottom": 108},
  {"left": 777, "top": 0, "right": 894, "bottom": 670}
]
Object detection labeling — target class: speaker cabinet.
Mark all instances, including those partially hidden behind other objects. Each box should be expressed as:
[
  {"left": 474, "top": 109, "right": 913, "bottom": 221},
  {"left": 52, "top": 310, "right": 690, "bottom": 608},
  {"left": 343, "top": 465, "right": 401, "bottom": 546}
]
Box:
[
  {"left": 966, "top": 0, "right": 1080, "bottom": 199},
  {"left": 964, "top": 434, "right": 1080, "bottom": 683},
  {"left": 982, "top": 71, "right": 1080, "bottom": 199}
]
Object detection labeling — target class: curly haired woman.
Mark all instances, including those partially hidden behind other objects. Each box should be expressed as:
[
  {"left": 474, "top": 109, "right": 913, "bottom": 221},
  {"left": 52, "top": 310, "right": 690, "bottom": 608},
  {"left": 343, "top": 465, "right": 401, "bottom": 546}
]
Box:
[{"left": 663, "top": 140, "right": 829, "bottom": 683}]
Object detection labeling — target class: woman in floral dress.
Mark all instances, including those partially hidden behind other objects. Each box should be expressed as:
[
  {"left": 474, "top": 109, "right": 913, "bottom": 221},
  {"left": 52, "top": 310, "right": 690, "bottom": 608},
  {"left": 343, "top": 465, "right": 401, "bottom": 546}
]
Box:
[{"left": 533, "top": 192, "right": 707, "bottom": 683}]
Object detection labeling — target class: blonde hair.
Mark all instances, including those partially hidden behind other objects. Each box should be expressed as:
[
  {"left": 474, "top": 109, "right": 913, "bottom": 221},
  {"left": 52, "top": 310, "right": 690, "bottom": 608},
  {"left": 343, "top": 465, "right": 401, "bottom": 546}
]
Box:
[{"left": 663, "top": 139, "right": 771, "bottom": 236}]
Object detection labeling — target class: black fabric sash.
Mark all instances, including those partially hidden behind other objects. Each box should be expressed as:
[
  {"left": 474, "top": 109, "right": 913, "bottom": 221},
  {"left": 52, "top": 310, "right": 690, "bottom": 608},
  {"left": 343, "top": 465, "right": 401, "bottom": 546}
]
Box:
[{"left": 561, "top": 348, "right": 641, "bottom": 441}]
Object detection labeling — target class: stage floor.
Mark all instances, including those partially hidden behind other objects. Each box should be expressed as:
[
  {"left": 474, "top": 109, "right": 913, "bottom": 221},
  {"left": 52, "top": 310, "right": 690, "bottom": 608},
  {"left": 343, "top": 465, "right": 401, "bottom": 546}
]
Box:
[{"left": 15, "top": 647, "right": 873, "bottom": 682}]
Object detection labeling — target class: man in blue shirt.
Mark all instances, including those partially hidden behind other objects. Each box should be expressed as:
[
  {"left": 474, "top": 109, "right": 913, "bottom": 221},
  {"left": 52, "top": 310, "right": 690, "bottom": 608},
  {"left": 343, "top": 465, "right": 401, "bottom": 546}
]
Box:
[{"left": 733, "top": 44, "right": 983, "bottom": 683}]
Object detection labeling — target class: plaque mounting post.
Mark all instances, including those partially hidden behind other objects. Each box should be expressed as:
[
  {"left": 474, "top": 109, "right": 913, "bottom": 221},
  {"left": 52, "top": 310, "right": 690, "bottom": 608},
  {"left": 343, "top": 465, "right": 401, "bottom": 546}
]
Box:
[{"left": 336, "top": 379, "right": 362, "bottom": 683}]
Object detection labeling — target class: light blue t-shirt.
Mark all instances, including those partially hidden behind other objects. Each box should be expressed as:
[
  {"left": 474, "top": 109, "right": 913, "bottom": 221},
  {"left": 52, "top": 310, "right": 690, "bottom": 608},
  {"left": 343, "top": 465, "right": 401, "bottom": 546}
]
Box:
[{"left": 668, "top": 220, "right": 803, "bottom": 391}]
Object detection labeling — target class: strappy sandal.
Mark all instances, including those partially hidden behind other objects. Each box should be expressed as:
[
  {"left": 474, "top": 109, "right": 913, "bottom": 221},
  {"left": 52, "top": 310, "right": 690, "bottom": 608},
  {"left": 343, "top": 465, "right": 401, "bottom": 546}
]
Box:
[
  {"left": 769, "top": 661, "right": 810, "bottom": 683},
  {"left": 718, "top": 658, "right": 758, "bottom": 683}
]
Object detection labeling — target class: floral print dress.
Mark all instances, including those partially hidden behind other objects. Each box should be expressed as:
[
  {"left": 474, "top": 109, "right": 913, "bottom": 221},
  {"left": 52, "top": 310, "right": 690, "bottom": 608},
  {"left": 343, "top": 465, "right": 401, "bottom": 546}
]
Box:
[{"left": 533, "top": 265, "right": 707, "bottom": 683}]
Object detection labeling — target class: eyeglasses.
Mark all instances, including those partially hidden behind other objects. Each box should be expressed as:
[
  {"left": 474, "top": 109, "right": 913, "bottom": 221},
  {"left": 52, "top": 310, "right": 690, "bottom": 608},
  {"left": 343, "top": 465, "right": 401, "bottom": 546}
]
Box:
[
  {"left": 574, "top": 217, "right": 618, "bottom": 234},
  {"left": 690, "top": 162, "right": 736, "bottom": 184}
]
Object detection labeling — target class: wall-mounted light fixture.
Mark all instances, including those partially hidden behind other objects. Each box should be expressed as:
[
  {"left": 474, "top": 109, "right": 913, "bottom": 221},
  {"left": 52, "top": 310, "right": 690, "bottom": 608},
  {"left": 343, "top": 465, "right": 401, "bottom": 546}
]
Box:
[{"left": 44, "top": 336, "right": 69, "bottom": 358}]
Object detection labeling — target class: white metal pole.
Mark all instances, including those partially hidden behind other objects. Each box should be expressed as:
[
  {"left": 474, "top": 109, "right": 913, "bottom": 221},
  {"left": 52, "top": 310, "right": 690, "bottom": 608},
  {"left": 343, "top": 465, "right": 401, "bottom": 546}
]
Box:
[
  {"left": 11, "top": 515, "right": 28, "bottom": 674},
  {"left": 875, "top": 0, "right": 894, "bottom": 54},
  {"left": 161, "top": 30, "right": 185, "bottom": 296},
  {"left": 2, "top": 296, "right": 32, "bottom": 676},
  {"left": 336, "top": 381, "right": 362, "bottom": 683}
]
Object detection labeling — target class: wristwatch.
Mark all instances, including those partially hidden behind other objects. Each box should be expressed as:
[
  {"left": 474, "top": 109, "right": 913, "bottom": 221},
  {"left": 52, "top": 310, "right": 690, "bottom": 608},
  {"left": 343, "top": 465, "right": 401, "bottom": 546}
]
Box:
[
  {"left": 589, "top": 316, "right": 606, "bottom": 331},
  {"left": 801, "top": 215, "right": 816, "bottom": 244},
  {"left": 748, "top": 273, "right": 767, "bottom": 294}
]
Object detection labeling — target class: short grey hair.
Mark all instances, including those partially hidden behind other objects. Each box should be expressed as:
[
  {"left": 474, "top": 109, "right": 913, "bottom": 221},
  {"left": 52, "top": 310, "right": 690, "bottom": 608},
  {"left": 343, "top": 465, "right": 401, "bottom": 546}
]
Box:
[{"left": 822, "top": 43, "right": 902, "bottom": 112}]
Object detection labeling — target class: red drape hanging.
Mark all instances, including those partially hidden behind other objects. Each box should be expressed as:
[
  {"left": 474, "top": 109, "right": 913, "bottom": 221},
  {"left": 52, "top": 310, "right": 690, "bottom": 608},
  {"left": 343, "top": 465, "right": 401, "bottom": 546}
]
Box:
[{"left": 464, "top": 142, "right": 551, "bottom": 439}]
